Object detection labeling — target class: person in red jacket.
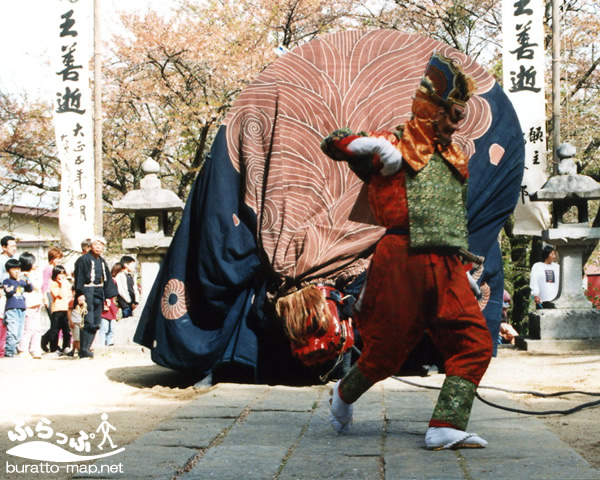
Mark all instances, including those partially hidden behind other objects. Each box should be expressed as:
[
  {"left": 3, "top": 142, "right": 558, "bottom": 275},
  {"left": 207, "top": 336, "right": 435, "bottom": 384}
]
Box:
[
  {"left": 100, "top": 263, "right": 122, "bottom": 347},
  {"left": 321, "top": 52, "right": 493, "bottom": 450}
]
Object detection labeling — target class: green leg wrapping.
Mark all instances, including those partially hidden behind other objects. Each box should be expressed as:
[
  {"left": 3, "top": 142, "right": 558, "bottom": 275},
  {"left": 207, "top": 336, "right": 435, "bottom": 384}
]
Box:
[
  {"left": 339, "top": 364, "right": 375, "bottom": 404},
  {"left": 430, "top": 376, "right": 477, "bottom": 431}
]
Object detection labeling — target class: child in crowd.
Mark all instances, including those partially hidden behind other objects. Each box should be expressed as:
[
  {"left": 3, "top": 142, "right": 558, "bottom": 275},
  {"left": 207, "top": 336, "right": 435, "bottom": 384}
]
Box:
[
  {"left": 18, "top": 253, "right": 44, "bottom": 359},
  {"left": 67, "top": 286, "right": 86, "bottom": 357},
  {"left": 41, "top": 247, "right": 63, "bottom": 315},
  {"left": 116, "top": 256, "right": 139, "bottom": 318},
  {"left": 40, "top": 247, "right": 63, "bottom": 352},
  {"left": 100, "top": 263, "right": 121, "bottom": 346},
  {"left": 47, "top": 265, "right": 72, "bottom": 354},
  {"left": 2, "top": 258, "right": 33, "bottom": 357}
]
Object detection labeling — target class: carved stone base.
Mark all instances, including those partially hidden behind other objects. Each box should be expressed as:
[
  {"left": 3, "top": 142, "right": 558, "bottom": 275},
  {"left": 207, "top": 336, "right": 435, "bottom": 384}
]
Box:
[
  {"left": 516, "top": 337, "right": 600, "bottom": 353},
  {"left": 529, "top": 309, "right": 600, "bottom": 340}
]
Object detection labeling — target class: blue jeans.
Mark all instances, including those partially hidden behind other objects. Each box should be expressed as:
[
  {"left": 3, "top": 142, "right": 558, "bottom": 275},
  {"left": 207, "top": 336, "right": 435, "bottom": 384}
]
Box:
[
  {"left": 100, "top": 319, "right": 114, "bottom": 346},
  {"left": 4, "top": 309, "right": 25, "bottom": 356}
]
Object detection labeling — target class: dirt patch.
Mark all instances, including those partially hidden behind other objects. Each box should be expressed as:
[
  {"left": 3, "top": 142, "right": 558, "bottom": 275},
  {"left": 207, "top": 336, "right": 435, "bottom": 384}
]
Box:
[{"left": 0, "top": 348, "right": 204, "bottom": 480}]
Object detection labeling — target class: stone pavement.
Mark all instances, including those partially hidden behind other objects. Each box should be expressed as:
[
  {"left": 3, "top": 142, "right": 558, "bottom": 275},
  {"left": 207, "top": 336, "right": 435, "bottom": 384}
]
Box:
[{"left": 76, "top": 377, "right": 599, "bottom": 480}]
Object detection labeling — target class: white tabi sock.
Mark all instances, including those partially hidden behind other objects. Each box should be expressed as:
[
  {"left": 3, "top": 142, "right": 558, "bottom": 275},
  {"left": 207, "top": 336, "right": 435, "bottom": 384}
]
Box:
[
  {"left": 425, "top": 427, "right": 488, "bottom": 450},
  {"left": 329, "top": 380, "right": 353, "bottom": 434}
]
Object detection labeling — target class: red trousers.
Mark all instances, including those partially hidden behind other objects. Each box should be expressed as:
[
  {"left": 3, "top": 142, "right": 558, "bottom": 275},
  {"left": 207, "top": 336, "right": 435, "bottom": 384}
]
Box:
[
  {"left": 0, "top": 321, "right": 5, "bottom": 357},
  {"left": 356, "top": 234, "right": 492, "bottom": 386}
]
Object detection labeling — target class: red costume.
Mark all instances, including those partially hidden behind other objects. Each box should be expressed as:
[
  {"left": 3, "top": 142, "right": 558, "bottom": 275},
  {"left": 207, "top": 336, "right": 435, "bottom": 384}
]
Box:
[
  {"left": 322, "top": 52, "right": 493, "bottom": 449},
  {"left": 355, "top": 192, "right": 492, "bottom": 391}
]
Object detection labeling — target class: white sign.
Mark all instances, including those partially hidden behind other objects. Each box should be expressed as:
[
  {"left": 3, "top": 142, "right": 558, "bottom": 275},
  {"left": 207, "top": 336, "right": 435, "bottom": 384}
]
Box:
[
  {"left": 5, "top": 414, "right": 124, "bottom": 476},
  {"left": 502, "top": 0, "right": 551, "bottom": 235},
  {"left": 52, "top": 0, "right": 96, "bottom": 250}
]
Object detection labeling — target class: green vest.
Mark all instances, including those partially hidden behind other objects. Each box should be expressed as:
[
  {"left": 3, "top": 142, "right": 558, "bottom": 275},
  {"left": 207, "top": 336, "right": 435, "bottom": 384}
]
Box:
[{"left": 404, "top": 152, "right": 469, "bottom": 250}]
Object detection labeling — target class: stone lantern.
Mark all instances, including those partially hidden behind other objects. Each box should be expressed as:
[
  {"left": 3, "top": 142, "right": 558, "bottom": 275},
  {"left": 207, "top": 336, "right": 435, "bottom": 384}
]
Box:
[
  {"left": 113, "top": 158, "right": 184, "bottom": 309},
  {"left": 528, "top": 143, "right": 600, "bottom": 349}
]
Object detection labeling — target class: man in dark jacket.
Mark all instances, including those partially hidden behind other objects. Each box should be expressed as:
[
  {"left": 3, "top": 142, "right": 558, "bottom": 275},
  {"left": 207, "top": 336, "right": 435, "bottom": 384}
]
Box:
[{"left": 73, "top": 236, "right": 118, "bottom": 358}]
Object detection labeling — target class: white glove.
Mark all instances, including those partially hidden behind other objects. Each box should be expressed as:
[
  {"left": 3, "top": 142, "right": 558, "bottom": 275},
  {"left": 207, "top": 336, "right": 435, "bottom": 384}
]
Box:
[{"left": 346, "top": 137, "right": 402, "bottom": 176}]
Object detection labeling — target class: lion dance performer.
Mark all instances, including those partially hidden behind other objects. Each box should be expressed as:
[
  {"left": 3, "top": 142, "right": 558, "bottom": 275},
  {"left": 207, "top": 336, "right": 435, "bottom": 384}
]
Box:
[{"left": 320, "top": 52, "right": 493, "bottom": 450}]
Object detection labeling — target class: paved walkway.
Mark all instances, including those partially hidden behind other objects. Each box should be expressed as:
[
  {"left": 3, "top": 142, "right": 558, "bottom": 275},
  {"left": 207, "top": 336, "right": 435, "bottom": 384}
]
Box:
[{"left": 73, "top": 375, "right": 599, "bottom": 480}]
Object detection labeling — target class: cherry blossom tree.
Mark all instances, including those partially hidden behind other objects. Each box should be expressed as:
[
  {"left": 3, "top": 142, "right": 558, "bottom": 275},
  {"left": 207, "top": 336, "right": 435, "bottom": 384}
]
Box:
[{"left": 0, "top": 91, "right": 58, "bottom": 200}]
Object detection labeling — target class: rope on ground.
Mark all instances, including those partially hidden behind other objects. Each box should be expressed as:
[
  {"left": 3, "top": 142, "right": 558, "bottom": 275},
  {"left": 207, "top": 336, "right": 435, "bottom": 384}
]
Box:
[
  {"left": 349, "top": 345, "right": 600, "bottom": 416},
  {"left": 391, "top": 375, "right": 600, "bottom": 416},
  {"left": 474, "top": 392, "right": 600, "bottom": 416}
]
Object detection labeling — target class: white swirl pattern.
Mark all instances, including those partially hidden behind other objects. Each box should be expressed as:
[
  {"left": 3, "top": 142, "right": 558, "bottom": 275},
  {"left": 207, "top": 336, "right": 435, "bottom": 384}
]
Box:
[{"left": 224, "top": 31, "right": 495, "bottom": 280}]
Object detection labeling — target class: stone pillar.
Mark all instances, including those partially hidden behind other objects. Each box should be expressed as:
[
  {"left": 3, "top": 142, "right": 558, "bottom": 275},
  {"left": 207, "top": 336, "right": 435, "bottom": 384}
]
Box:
[
  {"left": 554, "top": 245, "right": 588, "bottom": 308},
  {"left": 542, "top": 231, "right": 597, "bottom": 310},
  {"left": 136, "top": 252, "right": 162, "bottom": 309}
]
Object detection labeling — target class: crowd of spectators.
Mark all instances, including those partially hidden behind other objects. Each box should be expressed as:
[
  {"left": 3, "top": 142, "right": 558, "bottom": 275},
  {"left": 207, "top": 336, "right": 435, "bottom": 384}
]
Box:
[{"left": 0, "top": 235, "right": 139, "bottom": 359}]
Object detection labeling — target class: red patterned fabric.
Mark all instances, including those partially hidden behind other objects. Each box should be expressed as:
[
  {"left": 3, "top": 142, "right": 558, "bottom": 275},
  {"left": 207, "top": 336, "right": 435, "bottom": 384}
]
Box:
[
  {"left": 398, "top": 102, "right": 470, "bottom": 179},
  {"left": 223, "top": 30, "right": 494, "bottom": 283}
]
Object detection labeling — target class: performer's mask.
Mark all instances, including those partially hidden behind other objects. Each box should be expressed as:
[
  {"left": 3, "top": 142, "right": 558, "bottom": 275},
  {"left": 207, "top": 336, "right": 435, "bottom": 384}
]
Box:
[{"left": 275, "top": 284, "right": 354, "bottom": 367}]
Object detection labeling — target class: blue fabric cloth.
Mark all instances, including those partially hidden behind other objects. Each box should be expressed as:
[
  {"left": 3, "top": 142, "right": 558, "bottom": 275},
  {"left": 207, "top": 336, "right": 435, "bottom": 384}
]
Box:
[
  {"left": 135, "top": 127, "right": 263, "bottom": 376},
  {"left": 100, "top": 319, "right": 115, "bottom": 346},
  {"left": 467, "top": 83, "right": 524, "bottom": 354}
]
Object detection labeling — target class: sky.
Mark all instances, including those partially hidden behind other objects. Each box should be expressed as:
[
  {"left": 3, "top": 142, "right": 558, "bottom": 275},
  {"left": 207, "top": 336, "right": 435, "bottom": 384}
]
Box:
[{"left": 0, "top": 0, "right": 174, "bottom": 100}]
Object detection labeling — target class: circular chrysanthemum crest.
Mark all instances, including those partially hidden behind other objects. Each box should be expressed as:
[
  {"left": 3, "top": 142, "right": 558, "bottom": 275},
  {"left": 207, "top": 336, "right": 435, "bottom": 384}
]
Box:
[{"left": 161, "top": 279, "right": 188, "bottom": 320}]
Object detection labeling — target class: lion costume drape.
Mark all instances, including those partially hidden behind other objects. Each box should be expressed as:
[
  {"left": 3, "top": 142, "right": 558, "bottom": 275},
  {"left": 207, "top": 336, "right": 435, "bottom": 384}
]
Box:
[{"left": 134, "top": 30, "right": 523, "bottom": 381}]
